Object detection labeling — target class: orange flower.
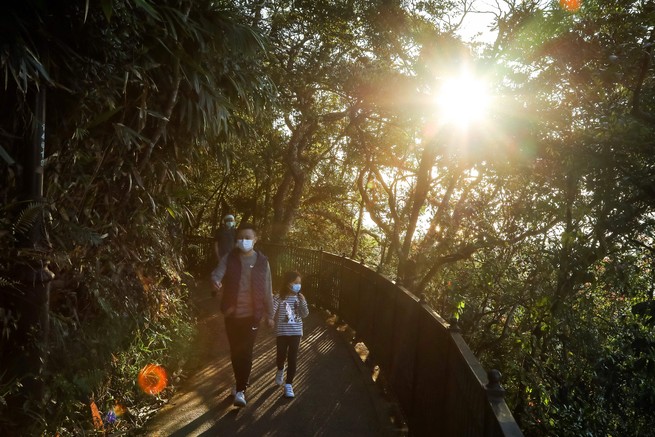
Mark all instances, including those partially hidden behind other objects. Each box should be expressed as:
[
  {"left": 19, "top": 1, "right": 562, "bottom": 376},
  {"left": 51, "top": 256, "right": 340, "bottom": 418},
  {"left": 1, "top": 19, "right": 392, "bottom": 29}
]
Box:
[
  {"left": 114, "top": 403, "right": 127, "bottom": 417},
  {"left": 90, "top": 400, "right": 104, "bottom": 430},
  {"left": 138, "top": 364, "right": 168, "bottom": 395}
]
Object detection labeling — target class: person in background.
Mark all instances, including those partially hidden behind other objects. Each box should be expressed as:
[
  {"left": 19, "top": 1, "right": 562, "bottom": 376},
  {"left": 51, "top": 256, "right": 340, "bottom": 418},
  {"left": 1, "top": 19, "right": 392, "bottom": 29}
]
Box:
[
  {"left": 211, "top": 223, "right": 274, "bottom": 407},
  {"left": 214, "top": 214, "right": 236, "bottom": 261},
  {"left": 272, "top": 271, "right": 309, "bottom": 398}
]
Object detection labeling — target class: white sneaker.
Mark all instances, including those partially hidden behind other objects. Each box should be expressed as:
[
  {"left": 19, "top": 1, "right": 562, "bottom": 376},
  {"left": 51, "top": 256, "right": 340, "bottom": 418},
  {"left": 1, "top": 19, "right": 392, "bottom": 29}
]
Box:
[
  {"left": 234, "top": 391, "right": 246, "bottom": 407},
  {"left": 275, "top": 368, "right": 285, "bottom": 386},
  {"left": 231, "top": 382, "right": 249, "bottom": 396},
  {"left": 283, "top": 383, "right": 294, "bottom": 398}
]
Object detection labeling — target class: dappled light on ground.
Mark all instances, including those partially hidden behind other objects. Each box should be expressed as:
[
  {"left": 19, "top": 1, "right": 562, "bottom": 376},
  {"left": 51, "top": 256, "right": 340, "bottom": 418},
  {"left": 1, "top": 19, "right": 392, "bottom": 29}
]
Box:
[{"left": 141, "top": 282, "right": 398, "bottom": 436}]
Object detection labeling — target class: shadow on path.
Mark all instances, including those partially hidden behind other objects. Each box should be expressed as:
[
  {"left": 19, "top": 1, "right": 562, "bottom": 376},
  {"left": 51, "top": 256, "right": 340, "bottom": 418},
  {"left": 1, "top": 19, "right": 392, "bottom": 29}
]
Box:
[{"left": 140, "top": 281, "right": 398, "bottom": 437}]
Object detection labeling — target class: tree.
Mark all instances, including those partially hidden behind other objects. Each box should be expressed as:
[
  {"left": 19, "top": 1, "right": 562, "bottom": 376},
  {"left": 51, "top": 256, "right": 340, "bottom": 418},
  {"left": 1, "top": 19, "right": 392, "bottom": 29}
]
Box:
[
  {"left": 446, "top": 1, "right": 655, "bottom": 434},
  {"left": 0, "top": 0, "right": 274, "bottom": 432}
]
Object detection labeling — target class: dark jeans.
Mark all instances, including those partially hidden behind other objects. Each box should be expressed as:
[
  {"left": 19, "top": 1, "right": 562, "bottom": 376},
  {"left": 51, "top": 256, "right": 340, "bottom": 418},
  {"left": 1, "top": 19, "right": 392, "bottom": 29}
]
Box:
[
  {"left": 276, "top": 335, "right": 301, "bottom": 384},
  {"left": 224, "top": 316, "right": 258, "bottom": 392}
]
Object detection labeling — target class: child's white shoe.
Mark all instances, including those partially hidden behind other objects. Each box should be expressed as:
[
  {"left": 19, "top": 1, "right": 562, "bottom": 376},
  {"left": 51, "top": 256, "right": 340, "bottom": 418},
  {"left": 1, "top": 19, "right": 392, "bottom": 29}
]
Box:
[
  {"left": 275, "top": 368, "right": 285, "bottom": 386},
  {"left": 234, "top": 390, "right": 247, "bottom": 407}
]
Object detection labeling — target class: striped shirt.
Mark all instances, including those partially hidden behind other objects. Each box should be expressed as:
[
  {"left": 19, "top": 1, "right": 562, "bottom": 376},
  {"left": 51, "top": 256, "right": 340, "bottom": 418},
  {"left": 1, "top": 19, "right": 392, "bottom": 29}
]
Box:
[{"left": 273, "top": 293, "right": 309, "bottom": 337}]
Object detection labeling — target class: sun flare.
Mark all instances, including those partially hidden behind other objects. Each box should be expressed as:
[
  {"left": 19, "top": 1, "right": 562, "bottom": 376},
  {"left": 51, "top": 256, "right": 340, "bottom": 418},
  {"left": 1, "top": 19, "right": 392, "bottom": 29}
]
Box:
[{"left": 436, "top": 75, "right": 491, "bottom": 129}]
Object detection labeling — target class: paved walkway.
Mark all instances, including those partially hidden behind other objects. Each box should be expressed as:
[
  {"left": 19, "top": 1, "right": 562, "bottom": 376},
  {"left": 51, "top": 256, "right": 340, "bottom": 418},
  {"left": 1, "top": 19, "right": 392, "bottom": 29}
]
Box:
[{"left": 141, "top": 281, "right": 398, "bottom": 437}]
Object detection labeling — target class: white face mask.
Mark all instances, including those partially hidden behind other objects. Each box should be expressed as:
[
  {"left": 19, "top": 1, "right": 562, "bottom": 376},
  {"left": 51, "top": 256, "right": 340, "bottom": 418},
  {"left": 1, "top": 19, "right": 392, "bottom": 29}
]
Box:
[
  {"left": 237, "top": 239, "right": 254, "bottom": 252},
  {"left": 225, "top": 220, "right": 235, "bottom": 229},
  {"left": 291, "top": 283, "right": 301, "bottom": 293}
]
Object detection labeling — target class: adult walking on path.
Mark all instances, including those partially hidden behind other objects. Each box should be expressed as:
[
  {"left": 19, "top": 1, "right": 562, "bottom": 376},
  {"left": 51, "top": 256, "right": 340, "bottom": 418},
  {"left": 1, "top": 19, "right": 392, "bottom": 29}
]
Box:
[
  {"left": 214, "top": 214, "right": 237, "bottom": 262},
  {"left": 211, "top": 222, "right": 274, "bottom": 407},
  {"left": 141, "top": 279, "right": 398, "bottom": 436}
]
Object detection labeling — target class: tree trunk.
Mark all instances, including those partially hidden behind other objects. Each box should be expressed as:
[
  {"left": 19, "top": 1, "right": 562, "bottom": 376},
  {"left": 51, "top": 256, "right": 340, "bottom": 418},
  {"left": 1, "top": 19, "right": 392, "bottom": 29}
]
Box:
[
  {"left": 6, "top": 86, "right": 54, "bottom": 419},
  {"left": 351, "top": 199, "right": 364, "bottom": 258},
  {"left": 398, "top": 140, "right": 439, "bottom": 278},
  {"left": 270, "top": 120, "right": 315, "bottom": 243}
]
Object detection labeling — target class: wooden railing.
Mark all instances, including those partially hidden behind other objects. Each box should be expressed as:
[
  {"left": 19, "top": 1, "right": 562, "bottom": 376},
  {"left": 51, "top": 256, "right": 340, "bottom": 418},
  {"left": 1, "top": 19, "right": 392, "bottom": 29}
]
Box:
[{"left": 185, "top": 237, "right": 523, "bottom": 437}]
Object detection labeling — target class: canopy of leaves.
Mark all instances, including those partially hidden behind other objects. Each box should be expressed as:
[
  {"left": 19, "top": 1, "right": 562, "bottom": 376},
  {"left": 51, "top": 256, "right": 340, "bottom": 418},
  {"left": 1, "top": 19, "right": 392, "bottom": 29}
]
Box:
[{"left": 188, "top": 1, "right": 655, "bottom": 435}]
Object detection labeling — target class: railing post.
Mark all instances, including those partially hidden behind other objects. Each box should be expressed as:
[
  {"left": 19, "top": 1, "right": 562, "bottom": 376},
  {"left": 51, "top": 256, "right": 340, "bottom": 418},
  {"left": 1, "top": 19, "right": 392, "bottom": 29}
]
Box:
[
  {"left": 319, "top": 248, "right": 326, "bottom": 308},
  {"left": 485, "top": 369, "right": 506, "bottom": 401},
  {"left": 409, "top": 293, "right": 428, "bottom": 435},
  {"left": 485, "top": 369, "right": 509, "bottom": 437},
  {"left": 485, "top": 369, "right": 505, "bottom": 400}
]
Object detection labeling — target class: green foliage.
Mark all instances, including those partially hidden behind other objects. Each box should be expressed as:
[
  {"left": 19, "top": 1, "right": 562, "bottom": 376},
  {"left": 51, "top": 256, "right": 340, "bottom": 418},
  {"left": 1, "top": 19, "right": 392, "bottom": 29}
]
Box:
[
  {"left": 11, "top": 202, "right": 44, "bottom": 237},
  {"left": 0, "top": 0, "right": 271, "bottom": 434},
  {"left": 0, "top": 214, "right": 198, "bottom": 435},
  {"left": 2, "top": 0, "right": 655, "bottom": 435},
  {"left": 42, "top": 284, "right": 195, "bottom": 435}
]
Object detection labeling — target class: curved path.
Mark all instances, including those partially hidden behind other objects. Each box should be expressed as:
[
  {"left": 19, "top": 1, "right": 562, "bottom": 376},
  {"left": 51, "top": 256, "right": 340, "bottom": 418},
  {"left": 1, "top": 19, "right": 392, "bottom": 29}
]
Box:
[{"left": 141, "top": 281, "right": 399, "bottom": 436}]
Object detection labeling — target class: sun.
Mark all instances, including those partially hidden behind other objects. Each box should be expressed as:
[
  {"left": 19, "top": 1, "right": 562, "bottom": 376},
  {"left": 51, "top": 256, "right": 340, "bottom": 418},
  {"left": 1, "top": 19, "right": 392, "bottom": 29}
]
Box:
[{"left": 436, "top": 74, "right": 491, "bottom": 129}]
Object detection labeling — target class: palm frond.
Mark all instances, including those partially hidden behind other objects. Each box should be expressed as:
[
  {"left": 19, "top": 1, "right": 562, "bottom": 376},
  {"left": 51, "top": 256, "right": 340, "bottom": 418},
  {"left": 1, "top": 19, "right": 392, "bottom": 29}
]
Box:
[
  {"left": 12, "top": 202, "right": 44, "bottom": 237},
  {"left": 0, "top": 276, "right": 19, "bottom": 289}
]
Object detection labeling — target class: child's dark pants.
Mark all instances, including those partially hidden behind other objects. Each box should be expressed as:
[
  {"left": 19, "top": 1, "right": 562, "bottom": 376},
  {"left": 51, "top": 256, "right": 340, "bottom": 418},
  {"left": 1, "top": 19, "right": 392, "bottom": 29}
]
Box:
[{"left": 276, "top": 335, "right": 301, "bottom": 383}]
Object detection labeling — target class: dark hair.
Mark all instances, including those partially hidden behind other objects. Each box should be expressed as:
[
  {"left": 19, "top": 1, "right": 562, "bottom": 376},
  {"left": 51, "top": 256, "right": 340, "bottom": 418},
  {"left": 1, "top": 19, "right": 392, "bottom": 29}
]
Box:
[
  {"left": 236, "top": 222, "right": 257, "bottom": 235},
  {"left": 279, "top": 270, "right": 301, "bottom": 298}
]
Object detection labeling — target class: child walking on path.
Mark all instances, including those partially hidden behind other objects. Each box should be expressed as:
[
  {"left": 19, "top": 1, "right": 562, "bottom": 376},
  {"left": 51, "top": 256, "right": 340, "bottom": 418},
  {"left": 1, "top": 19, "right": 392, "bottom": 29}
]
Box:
[{"left": 272, "top": 271, "right": 309, "bottom": 398}]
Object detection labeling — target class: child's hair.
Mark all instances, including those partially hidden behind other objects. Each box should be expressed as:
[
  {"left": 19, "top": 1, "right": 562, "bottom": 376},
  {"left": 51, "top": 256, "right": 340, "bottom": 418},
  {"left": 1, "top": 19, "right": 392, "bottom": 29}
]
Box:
[{"left": 279, "top": 270, "right": 301, "bottom": 298}]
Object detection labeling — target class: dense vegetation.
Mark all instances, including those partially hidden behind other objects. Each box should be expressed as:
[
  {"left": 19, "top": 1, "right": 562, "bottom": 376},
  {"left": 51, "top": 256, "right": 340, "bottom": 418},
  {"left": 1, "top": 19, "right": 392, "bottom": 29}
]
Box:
[{"left": 1, "top": 0, "right": 654, "bottom": 435}]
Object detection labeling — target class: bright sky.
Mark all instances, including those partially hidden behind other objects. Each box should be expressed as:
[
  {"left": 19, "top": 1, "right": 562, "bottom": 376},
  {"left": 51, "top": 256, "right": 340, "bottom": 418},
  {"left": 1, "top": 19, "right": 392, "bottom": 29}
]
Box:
[
  {"left": 453, "top": 0, "right": 498, "bottom": 43},
  {"left": 456, "top": 0, "right": 568, "bottom": 44}
]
